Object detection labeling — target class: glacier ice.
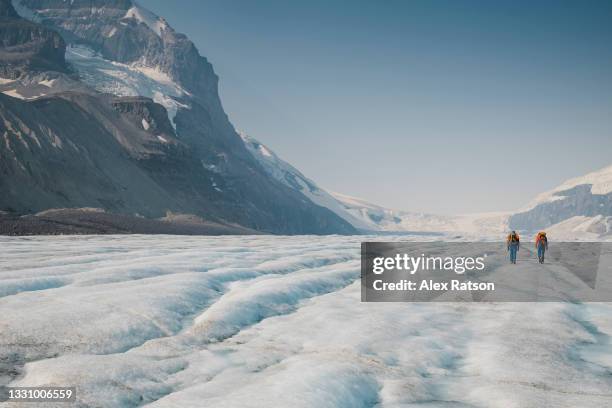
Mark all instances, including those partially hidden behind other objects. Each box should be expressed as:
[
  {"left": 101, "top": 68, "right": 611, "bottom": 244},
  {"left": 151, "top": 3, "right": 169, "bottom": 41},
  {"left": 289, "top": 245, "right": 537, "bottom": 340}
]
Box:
[
  {"left": 65, "top": 45, "right": 188, "bottom": 128},
  {"left": 1, "top": 235, "right": 611, "bottom": 407}
]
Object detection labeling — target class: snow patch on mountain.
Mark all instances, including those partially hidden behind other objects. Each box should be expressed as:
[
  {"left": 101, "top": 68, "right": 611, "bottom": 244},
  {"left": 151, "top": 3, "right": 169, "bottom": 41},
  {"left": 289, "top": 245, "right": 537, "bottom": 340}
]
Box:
[
  {"left": 37, "top": 78, "right": 56, "bottom": 87},
  {"left": 123, "top": 4, "right": 168, "bottom": 37},
  {"left": 1, "top": 89, "right": 26, "bottom": 99},
  {"left": 522, "top": 165, "right": 612, "bottom": 212},
  {"left": 0, "top": 73, "right": 84, "bottom": 100},
  {"left": 509, "top": 164, "right": 612, "bottom": 234},
  {"left": 105, "top": 26, "right": 117, "bottom": 38},
  {"left": 65, "top": 45, "right": 188, "bottom": 128}
]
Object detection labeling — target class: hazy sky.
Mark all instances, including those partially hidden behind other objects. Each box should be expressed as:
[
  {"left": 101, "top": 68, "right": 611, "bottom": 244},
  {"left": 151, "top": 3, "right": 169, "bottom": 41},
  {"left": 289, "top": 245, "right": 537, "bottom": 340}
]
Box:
[{"left": 142, "top": 0, "right": 612, "bottom": 214}]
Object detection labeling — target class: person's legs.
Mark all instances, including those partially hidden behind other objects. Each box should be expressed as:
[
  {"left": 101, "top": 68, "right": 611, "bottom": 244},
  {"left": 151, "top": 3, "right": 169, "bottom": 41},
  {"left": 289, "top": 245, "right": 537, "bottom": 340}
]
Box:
[
  {"left": 538, "top": 246, "right": 545, "bottom": 263},
  {"left": 510, "top": 246, "right": 517, "bottom": 263}
]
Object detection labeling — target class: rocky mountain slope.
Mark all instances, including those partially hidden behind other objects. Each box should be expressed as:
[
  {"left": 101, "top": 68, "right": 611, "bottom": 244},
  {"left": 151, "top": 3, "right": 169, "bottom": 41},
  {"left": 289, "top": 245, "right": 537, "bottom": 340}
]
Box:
[
  {"left": 0, "top": 0, "right": 67, "bottom": 77},
  {"left": 0, "top": 0, "right": 355, "bottom": 234},
  {"left": 239, "top": 132, "right": 374, "bottom": 231}
]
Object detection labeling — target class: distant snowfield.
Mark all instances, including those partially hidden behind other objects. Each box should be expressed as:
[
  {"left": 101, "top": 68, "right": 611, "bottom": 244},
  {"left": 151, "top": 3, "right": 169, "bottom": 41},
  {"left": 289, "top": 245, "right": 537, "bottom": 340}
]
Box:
[
  {"left": 521, "top": 165, "right": 612, "bottom": 212},
  {"left": 1, "top": 235, "right": 611, "bottom": 407}
]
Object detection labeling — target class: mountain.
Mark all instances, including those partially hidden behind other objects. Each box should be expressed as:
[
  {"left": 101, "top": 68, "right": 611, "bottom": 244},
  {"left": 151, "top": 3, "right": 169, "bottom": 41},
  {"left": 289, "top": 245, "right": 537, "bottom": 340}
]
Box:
[
  {"left": 3, "top": 0, "right": 607, "bottom": 237},
  {"left": 0, "top": 0, "right": 356, "bottom": 234},
  {"left": 240, "top": 129, "right": 611, "bottom": 239},
  {"left": 509, "top": 164, "right": 612, "bottom": 237},
  {"left": 239, "top": 132, "right": 509, "bottom": 236}
]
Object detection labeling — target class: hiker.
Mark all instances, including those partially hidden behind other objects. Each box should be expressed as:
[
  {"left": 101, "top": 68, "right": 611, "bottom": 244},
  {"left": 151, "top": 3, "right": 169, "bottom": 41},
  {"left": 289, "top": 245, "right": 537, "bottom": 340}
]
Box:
[
  {"left": 535, "top": 231, "right": 548, "bottom": 264},
  {"left": 507, "top": 230, "right": 520, "bottom": 264}
]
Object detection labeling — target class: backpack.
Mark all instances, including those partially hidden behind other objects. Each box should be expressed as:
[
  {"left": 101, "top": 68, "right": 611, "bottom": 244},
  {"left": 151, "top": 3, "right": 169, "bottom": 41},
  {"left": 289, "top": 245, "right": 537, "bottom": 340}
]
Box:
[
  {"left": 538, "top": 232, "right": 547, "bottom": 244},
  {"left": 509, "top": 233, "right": 519, "bottom": 243}
]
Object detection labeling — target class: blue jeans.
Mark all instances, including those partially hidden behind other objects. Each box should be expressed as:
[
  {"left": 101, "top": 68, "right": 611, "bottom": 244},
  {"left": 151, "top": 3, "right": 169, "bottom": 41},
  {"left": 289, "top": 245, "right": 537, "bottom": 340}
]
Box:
[
  {"left": 538, "top": 245, "right": 546, "bottom": 262},
  {"left": 509, "top": 245, "right": 518, "bottom": 263}
]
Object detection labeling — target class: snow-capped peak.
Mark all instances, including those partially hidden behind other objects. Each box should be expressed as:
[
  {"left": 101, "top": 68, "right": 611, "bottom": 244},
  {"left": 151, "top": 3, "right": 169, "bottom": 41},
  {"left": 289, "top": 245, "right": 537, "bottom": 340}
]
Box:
[
  {"left": 551, "top": 164, "right": 612, "bottom": 195},
  {"left": 123, "top": 4, "right": 168, "bottom": 37}
]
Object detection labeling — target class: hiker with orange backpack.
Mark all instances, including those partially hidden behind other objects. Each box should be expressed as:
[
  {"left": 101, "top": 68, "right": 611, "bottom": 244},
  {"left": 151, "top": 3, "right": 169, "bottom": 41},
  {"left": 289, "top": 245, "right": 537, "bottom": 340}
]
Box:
[
  {"left": 507, "top": 231, "right": 520, "bottom": 264},
  {"left": 535, "top": 231, "right": 548, "bottom": 263}
]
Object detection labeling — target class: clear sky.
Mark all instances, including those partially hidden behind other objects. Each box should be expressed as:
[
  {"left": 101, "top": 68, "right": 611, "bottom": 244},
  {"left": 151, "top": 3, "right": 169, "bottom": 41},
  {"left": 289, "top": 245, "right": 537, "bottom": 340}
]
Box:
[{"left": 141, "top": 0, "right": 612, "bottom": 214}]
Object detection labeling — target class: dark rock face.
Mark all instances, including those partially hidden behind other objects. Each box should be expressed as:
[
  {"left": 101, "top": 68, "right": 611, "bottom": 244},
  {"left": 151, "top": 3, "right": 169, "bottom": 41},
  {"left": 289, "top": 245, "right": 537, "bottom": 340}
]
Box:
[
  {"left": 0, "top": 1, "right": 67, "bottom": 78},
  {"left": 509, "top": 185, "right": 612, "bottom": 231},
  {"left": 111, "top": 96, "right": 176, "bottom": 140},
  {"left": 0, "top": 0, "right": 17, "bottom": 16}
]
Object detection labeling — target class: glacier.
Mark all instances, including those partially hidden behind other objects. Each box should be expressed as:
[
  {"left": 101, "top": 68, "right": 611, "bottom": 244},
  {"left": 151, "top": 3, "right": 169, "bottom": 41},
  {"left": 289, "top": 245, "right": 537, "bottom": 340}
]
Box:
[
  {"left": 65, "top": 45, "right": 189, "bottom": 128},
  {"left": 1, "top": 235, "right": 611, "bottom": 407}
]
